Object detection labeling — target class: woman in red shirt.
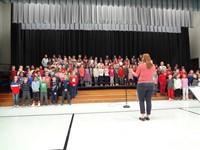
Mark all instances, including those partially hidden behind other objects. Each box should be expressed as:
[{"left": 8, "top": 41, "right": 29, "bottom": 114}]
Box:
[{"left": 132, "top": 53, "right": 156, "bottom": 121}]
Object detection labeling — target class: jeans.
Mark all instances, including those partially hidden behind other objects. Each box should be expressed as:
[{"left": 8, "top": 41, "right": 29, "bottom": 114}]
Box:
[
  {"left": 51, "top": 91, "right": 58, "bottom": 104},
  {"left": 137, "top": 83, "right": 154, "bottom": 115},
  {"left": 62, "top": 90, "right": 71, "bottom": 104},
  {"left": 22, "top": 92, "right": 31, "bottom": 105},
  {"left": 94, "top": 77, "right": 98, "bottom": 85},
  {"left": 70, "top": 86, "right": 76, "bottom": 98},
  {"left": 12, "top": 94, "right": 19, "bottom": 105},
  {"left": 40, "top": 92, "right": 48, "bottom": 105}
]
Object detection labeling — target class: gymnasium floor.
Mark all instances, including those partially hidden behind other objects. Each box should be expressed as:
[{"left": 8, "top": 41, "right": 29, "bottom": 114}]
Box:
[{"left": 0, "top": 100, "right": 200, "bottom": 150}]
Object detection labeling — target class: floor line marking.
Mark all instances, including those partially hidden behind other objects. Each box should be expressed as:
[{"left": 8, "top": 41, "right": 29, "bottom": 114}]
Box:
[
  {"left": 0, "top": 106, "right": 200, "bottom": 118},
  {"left": 63, "top": 114, "right": 74, "bottom": 150}
]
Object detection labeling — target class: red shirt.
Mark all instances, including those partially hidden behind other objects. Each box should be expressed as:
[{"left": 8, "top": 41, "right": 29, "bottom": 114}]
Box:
[
  {"left": 39, "top": 69, "right": 44, "bottom": 76},
  {"left": 70, "top": 76, "right": 78, "bottom": 86},
  {"left": 10, "top": 70, "right": 17, "bottom": 80},
  {"left": 45, "top": 76, "right": 51, "bottom": 88},
  {"left": 180, "top": 71, "right": 187, "bottom": 79},
  {"left": 159, "top": 73, "right": 167, "bottom": 84},
  {"left": 135, "top": 63, "right": 156, "bottom": 83},
  {"left": 10, "top": 82, "right": 20, "bottom": 94},
  {"left": 118, "top": 69, "right": 125, "bottom": 77}
]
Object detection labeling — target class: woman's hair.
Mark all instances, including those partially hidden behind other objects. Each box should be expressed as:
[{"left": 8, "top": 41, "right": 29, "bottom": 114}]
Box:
[{"left": 143, "top": 53, "right": 153, "bottom": 69}]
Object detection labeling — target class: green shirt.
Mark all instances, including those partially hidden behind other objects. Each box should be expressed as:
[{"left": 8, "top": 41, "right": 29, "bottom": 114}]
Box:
[{"left": 40, "top": 82, "right": 47, "bottom": 92}]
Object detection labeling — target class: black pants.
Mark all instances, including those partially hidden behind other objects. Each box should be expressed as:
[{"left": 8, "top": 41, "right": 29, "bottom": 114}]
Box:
[
  {"left": 137, "top": 83, "right": 154, "bottom": 115},
  {"left": 62, "top": 91, "right": 71, "bottom": 104},
  {"left": 174, "top": 89, "right": 181, "bottom": 97}
]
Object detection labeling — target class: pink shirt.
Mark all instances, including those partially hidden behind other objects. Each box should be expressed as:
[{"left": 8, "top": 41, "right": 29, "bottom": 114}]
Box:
[
  {"left": 181, "top": 78, "right": 188, "bottom": 88},
  {"left": 109, "top": 69, "right": 115, "bottom": 77},
  {"left": 135, "top": 63, "right": 156, "bottom": 84}
]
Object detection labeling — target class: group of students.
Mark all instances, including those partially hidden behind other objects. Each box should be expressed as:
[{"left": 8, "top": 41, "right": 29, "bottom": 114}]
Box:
[
  {"left": 10, "top": 69, "right": 78, "bottom": 107},
  {"left": 10, "top": 54, "right": 200, "bottom": 107},
  {"left": 155, "top": 64, "right": 199, "bottom": 100},
  {"left": 40, "top": 54, "right": 139, "bottom": 87}
]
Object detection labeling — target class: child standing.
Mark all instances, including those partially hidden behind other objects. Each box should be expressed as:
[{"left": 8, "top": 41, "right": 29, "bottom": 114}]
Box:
[
  {"left": 21, "top": 77, "right": 31, "bottom": 106},
  {"left": 118, "top": 66, "right": 125, "bottom": 85},
  {"left": 61, "top": 74, "right": 71, "bottom": 105},
  {"left": 153, "top": 73, "right": 158, "bottom": 96},
  {"left": 181, "top": 74, "right": 189, "bottom": 100},
  {"left": 70, "top": 71, "right": 79, "bottom": 100},
  {"left": 93, "top": 65, "right": 99, "bottom": 86},
  {"left": 31, "top": 77, "right": 40, "bottom": 106},
  {"left": 51, "top": 76, "right": 59, "bottom": 105},
  {"left": 10, "top": 76, "right": 20, "bottom": 107},
  {"left": 174, "top": 75, "right": 182, "bottom": 100},
  {"left": 167, "top": 74, "right": 174, "bottom": 100},
  {"left": 109, "top": 65, "right": 115, "bottom": 86},
  {"left": 128, "top": 65, "right": 134, "bottom": 85},
  {"left": 40, "top": 77, "right": 48, "bottom": 106},
  {"left": 10, "top": 66, "right": 17, "bottom": 82},
  {"left": 79, "top": 65, "right": 85, "bottom": 87},
  {"left": 158, "top": 70, "right": 167, "bottom": 96},
  {"left": 104, "top": 65, "right": 110, "bottom": 86},
  {"left": 83, "top": 65, "right": 91, "bottom": 87},
  {"left": 98, "top": 67, "right": 104, "bottom": 86}
]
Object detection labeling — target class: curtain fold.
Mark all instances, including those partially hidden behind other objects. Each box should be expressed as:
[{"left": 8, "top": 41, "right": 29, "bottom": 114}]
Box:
[
  {"left": 11, "top": 23, "right": 191, "bottom": 70},
  {"left": 12, "top": 2, "right": 194, "bottom": 32}
]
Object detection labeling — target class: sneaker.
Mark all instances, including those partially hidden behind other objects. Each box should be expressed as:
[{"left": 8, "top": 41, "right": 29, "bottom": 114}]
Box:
[
  {"left": 16, "top": 105, "right": 19, "bottom": 108},
  {"left": 38, "top": 102, "right": 40, "bottom": 107},
  {"left": 31, "top": 103, "right": 35, "bottom": 107}
]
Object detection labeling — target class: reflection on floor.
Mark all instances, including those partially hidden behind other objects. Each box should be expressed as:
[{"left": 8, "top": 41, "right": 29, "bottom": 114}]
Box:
[{"left": 0, "top": 100, "right": 200, "bottom": 150}]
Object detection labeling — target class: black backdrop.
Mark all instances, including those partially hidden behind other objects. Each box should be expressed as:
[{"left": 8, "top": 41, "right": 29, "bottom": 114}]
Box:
[{"left": 11, "top": 23, "right": 191, "bottom": 70}]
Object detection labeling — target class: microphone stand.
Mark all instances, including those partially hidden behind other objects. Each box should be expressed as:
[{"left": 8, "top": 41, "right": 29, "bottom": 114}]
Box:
[{"left": 123, "top": 78, "right": 130, "bottom": 108}]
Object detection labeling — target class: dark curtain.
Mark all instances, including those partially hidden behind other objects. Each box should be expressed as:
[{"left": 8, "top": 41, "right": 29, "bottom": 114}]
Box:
[{"left": 11, "top": 23, "right": 191, "bottom": 70}]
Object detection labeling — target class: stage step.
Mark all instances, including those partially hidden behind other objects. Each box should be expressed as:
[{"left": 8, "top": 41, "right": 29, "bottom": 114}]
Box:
[{"left": 0, "top": 89, "right": 168, "bottom": 106}]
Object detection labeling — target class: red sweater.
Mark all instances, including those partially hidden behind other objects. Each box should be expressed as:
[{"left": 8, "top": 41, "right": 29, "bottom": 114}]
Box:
[
  {"left": 10, "top": 70, "right": 17, "bottom": 80},
  {"left": 159, "top": 73, "right": 167, "bottom": 84},
  {"left": 118, "top": 69, "right": 125, "bottom": 77},
  {"left": 70, "top": 76, "right": 78, "bottom": 86}
]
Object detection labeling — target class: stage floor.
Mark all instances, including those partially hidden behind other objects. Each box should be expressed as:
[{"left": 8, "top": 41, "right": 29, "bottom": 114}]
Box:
[{"left": 0, "top": 100, "right": 200, "bottom": 150}]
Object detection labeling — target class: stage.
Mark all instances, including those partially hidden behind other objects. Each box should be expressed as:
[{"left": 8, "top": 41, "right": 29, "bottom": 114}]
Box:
[{"left": 0, "top": 100, "right": 199, "bottom": 150}]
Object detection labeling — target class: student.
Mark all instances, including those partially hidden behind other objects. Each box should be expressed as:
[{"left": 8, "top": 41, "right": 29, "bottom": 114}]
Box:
[
  {"left": 79, "top": 65, "right": 85, "bottom": 87},
  {"left": 109, "top": 65, "right": 115, "bottom": 86},
  {"left": 31, "top": 76, "right": 40, "bottom": 106},
  {"left": 40, "top": 77, "right": 48, "bottom": 106},
  {"left": 153, "top": 72, "right": 158, "bottom": 96},
  {"left": 61, "top": 74, "right": 71, "bottom": 105},
  {"left": 128, "top": 65, "right": 134, "bottom": 85},
  {"left": 98, "top": 66, "right": 104, "bottom": 86},
  {"left": 158, "top": 70, "right": 167, "bottom": 96},
  {"left": 44, "top": 71, "right": 51, "bottom": 99},
  {"left": 51, "top": 76, "right": 59, "bottom": 105},
  {"left": 83, "top": 65, "right": 91, "bottom": 87},
  {"left": 104, "top": 65, "right": 110, "bottom": 86},
  {"left": 174, "top": 75, "right": 182, "bottom": 100},
  {"left": 21, "top": 77, "right": 31, "bottom": 106},
  {"left": 167, "top": 74, "right": 174, "bottom": 100},
  {"left": 10, "top": 76, "right": 20, "bottom": 107},
  {"left": 118, "top": 66, "right": 125, "bottom": 85},
  {"left": 10, "top": 65, "right": 17, "bottom": 82},
  {"left": 69, "top": 71, "right": 78, "bottom": 100},
  {"left": 93, "top": 65, "right": 99, "bottom": 86},
  {"left": 181, "top": 74, "right": 189, "bottom": 100}
]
